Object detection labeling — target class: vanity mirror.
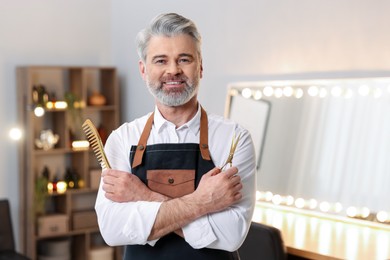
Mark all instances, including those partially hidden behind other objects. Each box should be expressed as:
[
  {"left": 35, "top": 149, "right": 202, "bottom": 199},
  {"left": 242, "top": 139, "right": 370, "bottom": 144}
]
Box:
[{"left": 225, "top": 78, "right": 390, "bottom": 223}]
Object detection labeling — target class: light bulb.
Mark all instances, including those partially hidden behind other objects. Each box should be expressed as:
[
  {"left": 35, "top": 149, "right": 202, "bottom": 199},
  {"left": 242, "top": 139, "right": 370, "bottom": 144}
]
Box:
[
  {"left": 265, "top": 191, "right": 273, "bottom": 202},
  {"left": 274, "top": 88, "right": 283, "bottom": 98},
  {"left": 309, "top": 199, "right": 318, "bottom": 209},
  {"left": 319, "top": 201, "right": 330, "bottom": 212},
  {"left": 272, "top": 194, "right": 282, "bottom": 205},
  {"left": 346, "top": 206, "right": 357, "bottom": 217},
  {"left": 294, "top": 88, "right": 304, "bottom": 99},
  {"left": 9, "top": 128, "right": 23, "bottom": 141},
  {"left": 254, "top": 90, "right": 262, "bottom": 100},
  {"left": 286, "top": 195, "right": 294, "bottom": 206},
  {"left": 331, "top": 86, "right": 342, "bottom": 97},
  {"left": 34, "top": 106, "right": 45, "bottom": 117},
  {"left": 308, "top": 86, "right": 319, "bottom": 97},
  {"left": 319, "top": 88, "right": 328, "bottom": 98},
  {"left": 361, "top": 207, "right": 370, "bottom": 218},
  {"left": 376, "top": 211, "right": 389, "bottom": 223},
  {"left": 241, "top": 88, "right": 252, "bottom": 98},
  {"left": 358, "top": 85, "right": 370, "bottom": 96},
  {"left": 283, "top": 86, "right": 293, "bottom": 97},
  {"left": 295, "top": 198, "right": 305, "bottom": 208},
  {"left": 263, "top": 86, "right": 274, "bottom": 97}
]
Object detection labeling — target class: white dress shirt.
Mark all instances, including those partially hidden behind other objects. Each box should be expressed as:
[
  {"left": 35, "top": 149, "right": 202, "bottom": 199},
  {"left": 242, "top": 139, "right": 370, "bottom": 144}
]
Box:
[{"left": 95, "top": 105, "right": 257, "bottom": 252}]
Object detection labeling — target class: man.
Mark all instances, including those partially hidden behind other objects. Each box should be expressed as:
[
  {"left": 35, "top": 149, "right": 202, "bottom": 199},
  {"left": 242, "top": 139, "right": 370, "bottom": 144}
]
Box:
[{"left": 95, "top": 13, "right": 257, "bottom": 260}]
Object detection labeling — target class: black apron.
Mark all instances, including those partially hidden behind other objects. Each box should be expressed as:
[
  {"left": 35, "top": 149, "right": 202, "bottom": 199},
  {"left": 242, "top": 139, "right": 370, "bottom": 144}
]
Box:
[{"left": 125, "top": 107, "right": 239, "bottom": 260}]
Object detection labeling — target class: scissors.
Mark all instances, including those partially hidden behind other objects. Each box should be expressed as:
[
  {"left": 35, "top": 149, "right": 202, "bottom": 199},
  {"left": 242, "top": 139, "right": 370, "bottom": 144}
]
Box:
[{"left": 220, "top": 132, "right": 241, "bottom": 170}]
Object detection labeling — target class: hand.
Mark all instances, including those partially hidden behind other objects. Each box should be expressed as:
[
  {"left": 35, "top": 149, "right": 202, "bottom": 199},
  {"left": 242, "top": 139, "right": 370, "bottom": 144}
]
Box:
[
  {"left": 192, "top": 167, "right": 242, "bottom": 214},
  {"left": 102, "top": 169, "right": 166, "bottom": 202}
]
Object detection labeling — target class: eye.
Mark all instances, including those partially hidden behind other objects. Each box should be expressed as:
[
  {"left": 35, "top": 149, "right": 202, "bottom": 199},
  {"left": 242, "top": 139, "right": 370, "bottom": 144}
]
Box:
[
  {"left": 154, "top": 59, "right": 167, "bottom": 65},
  {"left": 178, "top": 57, "right": 192, "bottom": 64}
]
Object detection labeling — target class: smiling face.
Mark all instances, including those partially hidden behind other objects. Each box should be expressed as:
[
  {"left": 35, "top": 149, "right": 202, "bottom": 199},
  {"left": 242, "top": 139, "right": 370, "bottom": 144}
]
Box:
[{"left": 139, "top": 34, "right": 203, "bottom": 107}]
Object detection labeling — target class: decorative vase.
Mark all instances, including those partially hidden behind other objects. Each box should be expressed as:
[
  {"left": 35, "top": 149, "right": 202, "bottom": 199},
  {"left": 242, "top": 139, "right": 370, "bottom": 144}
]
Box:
[{"left": 88, "top": 91, "right": 106, "bottom": 106}]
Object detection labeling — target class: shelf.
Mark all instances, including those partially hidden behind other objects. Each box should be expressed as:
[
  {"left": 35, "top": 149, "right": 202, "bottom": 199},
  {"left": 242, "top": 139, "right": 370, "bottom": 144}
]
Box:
[
  {"left": 17, "top": 66, "right": 120, "bottom": 260},
  {"left": 35, "top": 227, "right": 101, "bottom": 240},
  {"left": 33, "top": 148, "right": 90, "bottom": 155}
]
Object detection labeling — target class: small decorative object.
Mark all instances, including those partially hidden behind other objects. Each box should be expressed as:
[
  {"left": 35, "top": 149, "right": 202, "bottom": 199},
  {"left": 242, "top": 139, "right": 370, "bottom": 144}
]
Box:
[
  {"left": 56, "top": 181, "right": 67, "bottom": 194},
  {"left": 35, "top": 129, "right": 59, "bottom": 150},
  {"left": 88, "top": 91, "right": 107, "bottom": 106},
  {"left": 71, "top": 140, "right": 90, "bottom": 150},
  {"left": 32, "top": 84, "right": 49, "bottom": 106},
  {"left": 51, "top": 175, "right": 59, "bottom": 192},
  {"left": 34, "top": 166, "right": 50, "bottom": 215},
  {"left": 64, "top": 168, "right": 78, "bottom": 189},
  {"left": 64, "top": 168, "right": 84, "bottom": 189},
  {"left": 47, "top": 182, "right": 54, "bottom": 194},
  {"left": 65, "top": 92, "right": 84, "bottom": 142}
]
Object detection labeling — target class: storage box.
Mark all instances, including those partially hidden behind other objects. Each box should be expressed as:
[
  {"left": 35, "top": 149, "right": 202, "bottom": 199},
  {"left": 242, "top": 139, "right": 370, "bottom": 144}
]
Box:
[
  {"left": 89, "top": 246, "right": 113, "bottom": 260},
  {"left": 72, "top": 210, "right": 98, "bottom": 230},
  {"left": 90, "top": 169, "right": 102, "bottom": 189},
  {"left": 38, "top": 238, "right": 71, "bottom": 257},
  {"left": 37, "top": 214, "right": 68, "bottom": 237}
]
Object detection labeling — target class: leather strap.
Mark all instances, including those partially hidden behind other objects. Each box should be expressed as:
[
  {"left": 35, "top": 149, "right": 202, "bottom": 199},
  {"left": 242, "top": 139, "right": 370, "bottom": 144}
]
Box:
[
  {"left": 132, "top": 106, "right": 211, "bottom": 168},
  {"left": 199, "top": 106, "right": 211, "bottom": 160},
  {"left": 132, "top": 112, "right": 154, "bottom": 168}
]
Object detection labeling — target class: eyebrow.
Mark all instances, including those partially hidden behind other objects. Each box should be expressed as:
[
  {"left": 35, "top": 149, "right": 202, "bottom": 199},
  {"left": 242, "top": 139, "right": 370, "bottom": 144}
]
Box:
[
  {"left": 151, "top": 53, "right": 195, "bottom": 62},
  {"left": 151, "top": 55, "right": 167, "bottom": 62}
]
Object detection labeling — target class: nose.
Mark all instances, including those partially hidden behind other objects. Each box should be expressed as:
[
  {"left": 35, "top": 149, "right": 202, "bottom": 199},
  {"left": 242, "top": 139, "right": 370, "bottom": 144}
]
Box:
[{"left": 166, "top": 62, "right": 182, "bottom": 75}]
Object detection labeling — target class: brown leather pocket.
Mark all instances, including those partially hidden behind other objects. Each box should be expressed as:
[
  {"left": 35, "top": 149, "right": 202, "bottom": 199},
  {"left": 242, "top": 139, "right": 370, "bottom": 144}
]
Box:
[{"left": 147, "top": 169, "right": 195, "bottom": 198}]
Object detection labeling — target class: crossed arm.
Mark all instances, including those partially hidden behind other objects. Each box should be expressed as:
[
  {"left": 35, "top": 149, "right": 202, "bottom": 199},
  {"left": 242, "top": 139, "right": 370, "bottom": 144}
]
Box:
[{"left": 101, "top": 166, "right": 242, "bottom": 241}]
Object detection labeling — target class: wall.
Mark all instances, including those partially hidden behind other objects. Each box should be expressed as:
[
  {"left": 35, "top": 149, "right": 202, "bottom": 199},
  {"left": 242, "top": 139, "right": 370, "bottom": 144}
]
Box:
[
  {"left": 111, "top": 0, "right": 390, "bottom": 121},
  {"left": 0, "top": 0, "right": 112, "bottom": 250}
]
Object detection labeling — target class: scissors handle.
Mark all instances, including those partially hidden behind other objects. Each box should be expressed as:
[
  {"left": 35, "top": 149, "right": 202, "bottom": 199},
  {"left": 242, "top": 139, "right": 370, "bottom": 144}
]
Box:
[{"left": 220, "top": 132, "right": 241, "bottom": 170}]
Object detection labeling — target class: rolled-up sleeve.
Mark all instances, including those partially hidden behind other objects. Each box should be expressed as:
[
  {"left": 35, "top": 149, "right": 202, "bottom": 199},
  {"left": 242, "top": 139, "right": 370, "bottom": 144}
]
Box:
[
  {"left": 182, "top": 128, "right": 257, "bottom": 251},
  {"left": 95, "top": 123, "right": 162, "bottom": 246}
]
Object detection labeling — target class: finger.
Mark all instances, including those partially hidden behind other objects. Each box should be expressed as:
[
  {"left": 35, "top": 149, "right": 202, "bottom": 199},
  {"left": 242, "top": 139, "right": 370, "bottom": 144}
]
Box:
[
  {"left": 209, "top": 167, "right": 221, "bottom": 176},
  {"left": 234, "top": 192, "right": 242, "bottom": 201},
  {"left": 233, "top": 182, "right": 243, "bottom": 192},
  {"left": 101, "top": 169, "right": 109, "bottom": 177},
  {"left": 104, "top": 169, "right": 128, "bottom": 178},
  {"left": 230, "top": 175, "right": 241, "bottom": 185},
  {"left": 102, "top": 183, "right": 114, "bottom": 193},
  {"left": 224, "top": 167, "right": 238, "bottom": 178},
  {"left": 102, "top": 175, "right": 115, "bottom": 185}
]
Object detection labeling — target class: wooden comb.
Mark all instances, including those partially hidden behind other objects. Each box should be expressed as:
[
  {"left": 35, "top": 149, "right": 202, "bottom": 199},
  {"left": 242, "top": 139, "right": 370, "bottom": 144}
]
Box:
[{"left": 82, "top": 119, "right": 111, "bottom": 169}]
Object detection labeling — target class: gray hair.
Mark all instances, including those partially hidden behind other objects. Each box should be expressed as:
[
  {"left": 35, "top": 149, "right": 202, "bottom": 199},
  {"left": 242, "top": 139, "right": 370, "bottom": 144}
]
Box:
[{"left": 136, "top": 13, "right": 202, "bottom": 62}]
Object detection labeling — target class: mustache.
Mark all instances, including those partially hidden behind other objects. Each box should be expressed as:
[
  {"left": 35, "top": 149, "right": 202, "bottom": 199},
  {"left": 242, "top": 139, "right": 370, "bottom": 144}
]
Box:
[{"left": 160, "top": 75, "right": 188, "bottom": 82}]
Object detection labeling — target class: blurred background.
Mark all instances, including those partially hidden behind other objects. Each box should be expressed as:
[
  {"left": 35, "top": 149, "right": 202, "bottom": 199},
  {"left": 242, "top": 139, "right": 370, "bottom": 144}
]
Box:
[{"left": 1, "top": 0, "right": 390, "bottom": 251}]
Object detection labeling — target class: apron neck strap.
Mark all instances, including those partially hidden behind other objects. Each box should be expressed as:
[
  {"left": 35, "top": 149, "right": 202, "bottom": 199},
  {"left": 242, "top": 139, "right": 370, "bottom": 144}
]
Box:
[
  {"left": 199, "top": 106, "right": 211, "bottom": 161},
  {"left": 132, "top": 106, "right": 211, "bottom": 168}
]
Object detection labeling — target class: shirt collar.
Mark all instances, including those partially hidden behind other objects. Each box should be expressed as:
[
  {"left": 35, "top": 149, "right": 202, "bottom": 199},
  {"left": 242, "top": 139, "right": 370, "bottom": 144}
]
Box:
[{"left": 153, "top": 104, "right": 201, "bottom": 136}]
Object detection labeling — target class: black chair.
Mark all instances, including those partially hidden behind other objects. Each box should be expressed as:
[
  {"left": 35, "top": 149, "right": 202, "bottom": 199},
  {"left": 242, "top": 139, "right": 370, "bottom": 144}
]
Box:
[
  {"left": 0, "top": 199, "right": 30, "bottom": 260},
  {"left": 238, "top": 222, "right": 287, "bottom": 260}
]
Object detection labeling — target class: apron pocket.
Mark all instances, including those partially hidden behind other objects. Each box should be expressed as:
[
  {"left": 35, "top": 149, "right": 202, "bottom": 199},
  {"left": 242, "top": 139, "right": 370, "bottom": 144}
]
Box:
[{"left": 147, "top": 169, "right": 195, "bottom": 198}]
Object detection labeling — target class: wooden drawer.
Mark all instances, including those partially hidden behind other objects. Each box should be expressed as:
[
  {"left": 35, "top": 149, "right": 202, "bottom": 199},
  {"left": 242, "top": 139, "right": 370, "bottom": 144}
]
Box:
[
  {"left": 37, "top": 214, "right": 68, "bottom": 237},
  {"left": 72, "top": 210, "right": 98, "bottom": 230}
]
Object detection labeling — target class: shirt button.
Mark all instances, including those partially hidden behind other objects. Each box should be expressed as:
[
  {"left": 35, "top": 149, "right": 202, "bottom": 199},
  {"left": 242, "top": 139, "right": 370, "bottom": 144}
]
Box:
[{"left": 168, "top": 178, "right": 174, "bottom": 184}]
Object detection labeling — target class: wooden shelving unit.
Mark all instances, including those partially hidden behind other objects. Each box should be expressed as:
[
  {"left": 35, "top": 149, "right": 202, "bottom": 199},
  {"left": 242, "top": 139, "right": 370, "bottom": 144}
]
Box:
[{"left": 17, "top": 66, "right": 122, "bottom": 260}]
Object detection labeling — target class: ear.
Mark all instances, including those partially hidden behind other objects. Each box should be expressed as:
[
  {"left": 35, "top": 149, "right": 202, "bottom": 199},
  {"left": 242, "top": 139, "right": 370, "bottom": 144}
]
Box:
[
  {"left": 139, "top": 60, "right": 146, "bottom": 81},
  {"left": 199, "top": 60, "right": 203, "bottom": 79}
]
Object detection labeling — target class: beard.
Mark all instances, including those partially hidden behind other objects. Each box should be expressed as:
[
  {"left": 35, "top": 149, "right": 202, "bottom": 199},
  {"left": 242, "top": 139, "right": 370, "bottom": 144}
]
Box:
[{"left": 146, "top": 75, "right": 199, "bottom": 107}]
